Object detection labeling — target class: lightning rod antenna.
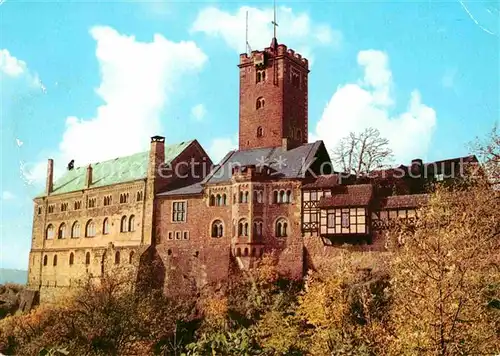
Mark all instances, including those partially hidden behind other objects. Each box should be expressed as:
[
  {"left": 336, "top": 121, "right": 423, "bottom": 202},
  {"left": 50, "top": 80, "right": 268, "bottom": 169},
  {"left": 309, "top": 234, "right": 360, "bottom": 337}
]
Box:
[
  {"left": 272, "top": 0, "right": 278, "bottom": 39},
  {"left": 245, "top": 11, "right": 252, "bottom": 55}
]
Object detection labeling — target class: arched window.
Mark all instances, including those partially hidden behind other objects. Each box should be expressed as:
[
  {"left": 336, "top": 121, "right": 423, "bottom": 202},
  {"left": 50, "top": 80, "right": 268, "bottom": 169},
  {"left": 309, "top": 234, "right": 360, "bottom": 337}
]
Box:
[
  {"left": 136, "top": 191, "right": 143, "bottom": 202},
  {"left": 120, "top": 216, "right": 127, "bottom": 233},
  {"left": 257, "top": 191, "right": 263, "bottom": 203},
  {"left": 256, "top": 70, "right": 266, "bottom": 83},
  {"left": 239, "top": 191, "right": 243, "bottom": 203},
  {"left": 286, "top": 190, "right": 292, "bottom": 203},
  {"left": 276, "top": 218, "right": 288, "bottom": 237},
  {"left": 103, "top": 218, "right": 110, "bottom": 235},
  {"left": 85, "top": 252, "right": 91, "bottom": 265},
  {"left": 273, "top": 191, "right": 278, "bottom": 204},
  {"left": 71, "top": 221, "right": 80, "bottom": 238},
  {"left": 128, "top": 215, "right": 135, "bottom": 232},
  {"left": 216, "top": 194, "right": 221, "bottom": 206},
  {"left": 210, "top": 195, "right": 215, "bottom": 206},
  {"left": 254, "top": 221, "right": 263, "bottom": 237},
  {"left": 222, "top": 194, "right": 227, "bottom": 205},
  {"left": 238, "top": 219, "right": 248, "bottom": 237},
  {"left": 257, "top": 126, "right": 263, "bottom": 137},
  {"left": 279, "top": 190, "right": 285, "bottom": 203},
  {"left": 46, "top": 224, "right": 54, "bottom": 240},
  {"left": 244, "top": 248, "right": 249, "bottom": 257},
  {"left": 58, "top": 223, "right": 66, "bottom": 239},
  {"left": 244, "top": 191, "right": 249, "bottom": 203},
  {"left": 53, "top": 255, "right": 57, "bottom": 266},
  {"left": 69, "top": 252, "right": 74, "bottom": 266},
  {"left": 115, "top": 251, "right": 120, "bottom": 265},
  {"left": 211, "top": 220, "right": 223, "bottom": 238},
  {"left": 129, "top": 251, "right": 135, "bottom": 264},
  {"left": 256, "top": 97, "right": 265, "bottom": 110},
  {"left": 85, "top": 220, "right": 96, "bottom": 237},
  {"left": 43, "top": 255, "right": 48, "bottom": 266}
]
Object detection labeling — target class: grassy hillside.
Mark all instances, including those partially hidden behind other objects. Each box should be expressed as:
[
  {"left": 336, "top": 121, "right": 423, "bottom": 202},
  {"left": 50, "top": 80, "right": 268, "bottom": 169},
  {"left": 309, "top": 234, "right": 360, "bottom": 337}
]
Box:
[{"left": 0, "top": 269, "right": 27, "bottom": 285}]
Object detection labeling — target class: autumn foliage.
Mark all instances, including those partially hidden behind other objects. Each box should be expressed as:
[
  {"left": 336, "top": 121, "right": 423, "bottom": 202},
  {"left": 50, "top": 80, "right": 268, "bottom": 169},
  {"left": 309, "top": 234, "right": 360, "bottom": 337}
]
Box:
[{"left": 1, "top": 130, "right": 499, "bottom": 355}]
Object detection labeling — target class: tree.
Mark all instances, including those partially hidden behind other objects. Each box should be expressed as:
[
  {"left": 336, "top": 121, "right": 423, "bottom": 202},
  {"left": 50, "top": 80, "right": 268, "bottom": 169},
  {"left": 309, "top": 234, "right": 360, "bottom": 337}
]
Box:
[
  {"left": 296, "top": 251, "right": 391, "bottom": 356},
  {"left": 387, "top": 182, "right": 500, "bottom": 355},
  {"left": 332, "top": 127, "right": 393, "bottom": 176},
  {"left": 0, "top": 267, "right": 196, "bottom": 356},
  {"left": 471, "top": 124, "right": 500, "bottom": 189}
]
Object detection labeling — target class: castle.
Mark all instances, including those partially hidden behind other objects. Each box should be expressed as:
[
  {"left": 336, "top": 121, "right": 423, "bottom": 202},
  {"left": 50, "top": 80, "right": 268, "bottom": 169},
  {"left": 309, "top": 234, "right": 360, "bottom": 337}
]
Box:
[{"left": 26, "top": 36, "right": 477, "bottom": 303}]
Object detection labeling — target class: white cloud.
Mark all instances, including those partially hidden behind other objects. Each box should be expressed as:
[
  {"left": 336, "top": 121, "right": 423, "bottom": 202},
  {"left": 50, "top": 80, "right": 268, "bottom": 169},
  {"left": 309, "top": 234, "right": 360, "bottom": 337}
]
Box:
[
  {"left": 2, "top": 191, "right": 16, "bottom": 200},
  {"left": 313, "top": 50, "right": 437, "bottom": 166},
  {"left": 208, "top": 134, "right": 238, "bottom": 164},
  {"left": 22, "top": 26, "right": 207, "bottom": 185},
  {"left": 0, "top": 49, "right": 42, "bottom": 88},
  {"left": 0, "top": 49, "right": 26, "bottom": 77},
  {"left": 191, "top": 6, "right": 341, "bottom": 64},
  {"left": 191, "top": 103, "right": 206, "bottom": 122}
]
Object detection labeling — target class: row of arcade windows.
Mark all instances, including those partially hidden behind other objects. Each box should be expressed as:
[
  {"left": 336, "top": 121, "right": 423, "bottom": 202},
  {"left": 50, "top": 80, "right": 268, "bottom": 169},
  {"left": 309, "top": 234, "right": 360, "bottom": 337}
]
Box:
[
  {"left": 209, "top": 194, "right": 227, "bottom": 206},
  {"left": 45, "top": 215, "right": 135, "bottom": 239},
  {"left": 227, "top": 190, "right": 292, "bottom": 205},
  {"left": 236, "top": 218, "right": 288, "bottom": 238},
  {"left": 41, "top": 191, "right": 143, "bottom": 215},
  {"left": 42, "top": 250, "right": 135, "bottom": 267}
]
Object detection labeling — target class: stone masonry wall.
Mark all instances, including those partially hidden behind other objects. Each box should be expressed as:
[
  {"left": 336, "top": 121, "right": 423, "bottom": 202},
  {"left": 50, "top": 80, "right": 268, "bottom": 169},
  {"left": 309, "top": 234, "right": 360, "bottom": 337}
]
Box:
[{"left": 28, "top": 180, "right": 147, "bottom": 302}]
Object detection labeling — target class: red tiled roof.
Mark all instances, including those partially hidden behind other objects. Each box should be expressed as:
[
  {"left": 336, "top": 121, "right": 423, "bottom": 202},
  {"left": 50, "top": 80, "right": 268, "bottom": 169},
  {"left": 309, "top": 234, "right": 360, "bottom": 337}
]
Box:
[
  {"left": 379, "top": 194, "right": 429, "bottom": 209},
  {"left": 302, "top": 174, "right": 340, "bottom": 189},
  {"left": 318, "top": 184, "right": 373, "bottom": 208}
]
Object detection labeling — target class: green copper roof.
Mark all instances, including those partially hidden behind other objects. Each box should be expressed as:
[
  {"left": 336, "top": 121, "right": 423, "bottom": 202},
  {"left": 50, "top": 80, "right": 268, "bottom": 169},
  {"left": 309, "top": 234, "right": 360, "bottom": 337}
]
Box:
[{"left": 38, "top": 140, "right": 193, "bottom": 197}]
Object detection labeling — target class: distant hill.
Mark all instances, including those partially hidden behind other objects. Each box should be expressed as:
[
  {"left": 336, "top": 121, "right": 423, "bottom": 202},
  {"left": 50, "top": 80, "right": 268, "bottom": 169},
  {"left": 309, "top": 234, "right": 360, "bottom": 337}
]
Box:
[{"left": 0, "top": 269, "right": 28, "bottom": 285}]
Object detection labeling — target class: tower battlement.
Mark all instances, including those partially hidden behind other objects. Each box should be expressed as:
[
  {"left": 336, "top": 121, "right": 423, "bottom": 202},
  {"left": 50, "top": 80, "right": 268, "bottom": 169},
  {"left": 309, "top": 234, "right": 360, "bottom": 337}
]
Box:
[{"left": 239, "top": 44, "right": 309, "bottom": 69}]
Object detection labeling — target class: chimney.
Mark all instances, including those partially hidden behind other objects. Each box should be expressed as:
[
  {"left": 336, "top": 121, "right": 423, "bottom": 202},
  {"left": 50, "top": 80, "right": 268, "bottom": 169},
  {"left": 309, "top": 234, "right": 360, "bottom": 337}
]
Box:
[
  {"left": 86, "top": 164, "right": 93, "bottom": 188},
  {"left": 410, "top": 158, "right": 423, "bottom": 178},
  {"left": 149, "top": 135, "right": 165, "bottom": 180},
  {"left": 46, "top": 159, "right": 54, "bottom": 195},
  {"left": 282, "top": 138, "right": 289, "bottom": 151}
]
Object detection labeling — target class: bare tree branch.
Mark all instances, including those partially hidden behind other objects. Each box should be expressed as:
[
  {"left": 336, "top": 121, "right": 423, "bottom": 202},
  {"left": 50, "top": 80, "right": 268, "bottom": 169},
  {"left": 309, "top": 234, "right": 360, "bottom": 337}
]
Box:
[{"left": 331, "top": 127, "right": 394, "bottom": 176}]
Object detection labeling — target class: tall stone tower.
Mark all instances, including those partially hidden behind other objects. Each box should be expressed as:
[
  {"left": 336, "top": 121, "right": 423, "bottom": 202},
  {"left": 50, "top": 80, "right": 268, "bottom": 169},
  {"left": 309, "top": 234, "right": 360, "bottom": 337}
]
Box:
[{"left": 238, "top": 37, "right": 309, "bottom": 151}]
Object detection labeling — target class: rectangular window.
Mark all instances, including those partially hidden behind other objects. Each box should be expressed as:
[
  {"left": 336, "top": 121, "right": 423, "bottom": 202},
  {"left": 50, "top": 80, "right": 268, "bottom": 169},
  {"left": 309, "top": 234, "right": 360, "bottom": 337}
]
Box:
[
  {"left": 183, "top": 231, "right": 189, "bottom": 240},
  {"left": 327, "top": 213, "right": 335, "bottom": 228},
  {"left": 341, "top": 211, "right": 350, "bottom": 228},
  {"left": 175, "top": 232, "right": 181, "bottom": 240},
  {"left": 48, "top": 205, "right": 54, "bottom": 214},
  {"left": 168, "top": 232, "right": 173, "bottom": 240},
  {"left": 172, "top": 201, "right": 186, "bottom": 222}
]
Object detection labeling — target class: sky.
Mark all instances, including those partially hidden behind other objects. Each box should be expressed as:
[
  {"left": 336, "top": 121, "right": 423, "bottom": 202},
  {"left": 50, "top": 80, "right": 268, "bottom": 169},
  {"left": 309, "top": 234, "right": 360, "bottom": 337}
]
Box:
[{"left": 1, "top": 0, "right": 499, "bottom": 270}]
